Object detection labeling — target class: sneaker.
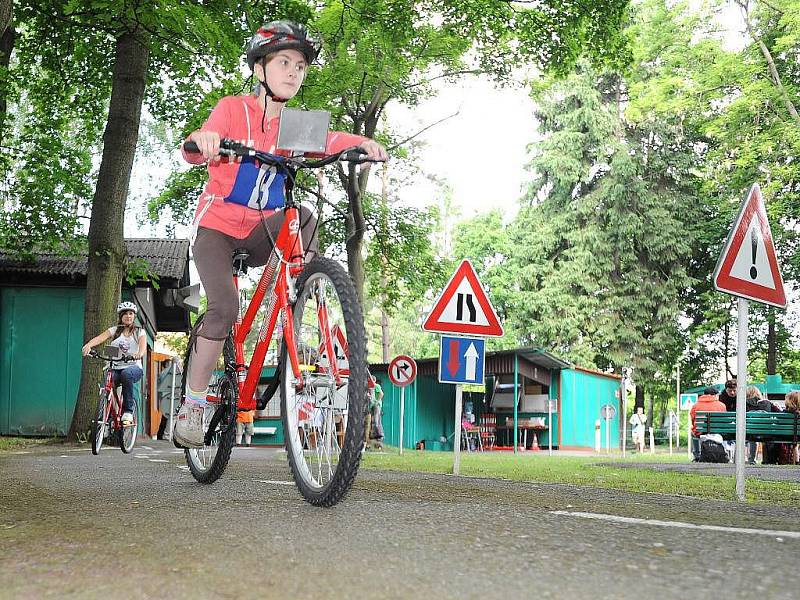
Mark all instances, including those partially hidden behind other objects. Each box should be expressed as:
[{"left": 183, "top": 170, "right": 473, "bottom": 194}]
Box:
[
  {"left": 121, "top": 412, "right": 134, "bottom": 427},
  {"left": 173, "top": 401, "right": 206, "bottom": 448}
]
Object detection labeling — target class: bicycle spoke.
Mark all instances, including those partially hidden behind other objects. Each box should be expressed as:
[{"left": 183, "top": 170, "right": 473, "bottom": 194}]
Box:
[{"left": 282, "top": 258, "right": 367, "bottom": 505}]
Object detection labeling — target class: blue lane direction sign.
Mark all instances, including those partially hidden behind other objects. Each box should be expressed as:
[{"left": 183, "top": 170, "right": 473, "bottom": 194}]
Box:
[{"left": 438, "top": 335, "right": 486, "bottom": 385}]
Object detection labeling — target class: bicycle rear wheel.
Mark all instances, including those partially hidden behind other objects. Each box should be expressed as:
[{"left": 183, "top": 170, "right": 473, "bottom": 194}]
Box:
[
  {"left": 119, "top": 400, "right": 137, "bottom": 453},
  {"left": 182, "top": 315, "right": 237, "bottom": 483},
  {"left": 281, "top": 257, "right": 367, "bottom": 507},
  {"left": 91, "top": 390, "right": 110, "bottom": 455}
]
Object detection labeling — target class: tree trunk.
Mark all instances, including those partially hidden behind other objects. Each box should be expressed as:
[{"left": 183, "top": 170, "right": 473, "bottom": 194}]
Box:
[
  {"left": 68, "top": 30, "right": 150, "bottom": 440},
  {"left": 635, "top": 383, "right": 645, "bottom": 410},
  {"left": 767, "top": 309, "right": 776, "bottom": 375},
  {"left": 0, "top": 0, "right": 15, "bottom": 145},
  {"left": 340, "top": 85, "right": 387, "bottom": 304},
  {"left": 380, "top": 306, "right": 390, "bottom": 362}
]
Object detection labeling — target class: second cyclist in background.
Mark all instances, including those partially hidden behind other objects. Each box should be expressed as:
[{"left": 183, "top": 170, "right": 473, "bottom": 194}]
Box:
[
  {"left": 174, "top": 20, "right": 387, "bottom": 447},
  {"left": 81, "top": 301, "right": 146, "bottom": 427}
]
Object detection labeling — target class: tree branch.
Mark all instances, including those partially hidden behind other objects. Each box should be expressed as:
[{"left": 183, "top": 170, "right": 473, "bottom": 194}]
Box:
[
  {"left": 387, "top": 109, "right": 461, "bottom": 151},
  {"left": 737, "top": 0, "right": 800, "bottom": 124}
]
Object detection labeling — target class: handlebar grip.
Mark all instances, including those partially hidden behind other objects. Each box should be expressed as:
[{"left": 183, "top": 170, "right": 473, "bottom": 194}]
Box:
[
  {"left": 183, "top": 141, "right": 200, "bottom": 154},
  {"left": 341, "top": 148, "right": 376, "bottom": 163}
]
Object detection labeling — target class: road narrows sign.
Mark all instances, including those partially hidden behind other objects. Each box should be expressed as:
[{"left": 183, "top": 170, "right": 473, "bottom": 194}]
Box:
[
  {"left": 713, "top": 183, "right": 787, "bottom": 308},
  {"left": 388, "top": 355, "right": 417, "bottom": 388},
  {"left": 422, "top": 259, "right": 504, "bottom": 337}
]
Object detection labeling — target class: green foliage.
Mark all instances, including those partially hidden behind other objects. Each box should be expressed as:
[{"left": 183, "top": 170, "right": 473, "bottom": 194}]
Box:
[
  {"left": 1, "top": 0, "right": 246, "bottom": 257},
  {"left": 125, "top": 257, "right": 160, "bottom": 290}
]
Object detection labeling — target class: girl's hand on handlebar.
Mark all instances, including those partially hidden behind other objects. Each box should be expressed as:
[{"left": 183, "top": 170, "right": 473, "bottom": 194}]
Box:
[
  {"left": 188, "top": 130, "right": 221, "bottom": 160},
  {"left": 358, "top": 139, "right": 388, "bottom": 162},
  {"left": 82, "top": 344, "right": 92, "bottom": 357}
]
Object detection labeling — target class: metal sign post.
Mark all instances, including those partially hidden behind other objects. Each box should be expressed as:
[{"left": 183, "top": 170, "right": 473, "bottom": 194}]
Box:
[
  {"left": 388, "top": 355, "right": 417, "bottom": 456},
  {"left": 600, "top": 404, "right": 616, "bottom": 454},
  {"left": 399, "top": 386, "right": 405, "bottom": 456},
  {"left": 668, "top": 410, "right": 673, "bottom": 455},
  {"left": 621, "top": 372, "right": 628, "bottom": 457},
  {"left": 453, "top": 384, "right": 463, "bottom": 475},
  {"left": 680, "top": 393, "right": 697, "bottom": 460},
  {"left": 735, "top": 298, "right": 748, "bottom": 501},
  {"left": 675, "top": 362, "right": 680, "bottom": 451}
]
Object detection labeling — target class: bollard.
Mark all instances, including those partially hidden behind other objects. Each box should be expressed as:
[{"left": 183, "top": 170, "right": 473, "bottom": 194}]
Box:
[{"left": 595, "top": 419, "right": 601, "bottom": 453}]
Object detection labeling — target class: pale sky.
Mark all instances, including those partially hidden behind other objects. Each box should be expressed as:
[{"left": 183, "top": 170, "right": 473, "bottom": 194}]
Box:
[{"left": 387, "top": 76, "right": 537, "bottom": 221}]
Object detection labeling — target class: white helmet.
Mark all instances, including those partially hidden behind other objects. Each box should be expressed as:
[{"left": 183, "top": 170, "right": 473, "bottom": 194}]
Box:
[{"left": 117, "top": 301, "right": 138, "bottom": 315}]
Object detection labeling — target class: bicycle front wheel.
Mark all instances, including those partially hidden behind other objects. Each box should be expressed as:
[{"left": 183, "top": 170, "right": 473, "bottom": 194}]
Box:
[
  {"left": 281, "top": 257, "right": 367, "bottom": 507},
  {"left": 182, "top": 315, "right": 237, "bottom": 484},
  {"left": 119, "top": 400, "right": 137, "bottom": 454},
  {"left": 91, "top": 390, "right": 110, "bottom": 455}
]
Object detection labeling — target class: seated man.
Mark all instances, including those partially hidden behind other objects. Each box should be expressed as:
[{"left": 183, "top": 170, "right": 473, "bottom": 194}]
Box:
[{"left": 689, "top": 387, "right": 727, "bottom": 461}]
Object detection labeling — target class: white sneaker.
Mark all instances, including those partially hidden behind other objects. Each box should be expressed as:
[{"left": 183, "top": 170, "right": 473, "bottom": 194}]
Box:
[
  {"left": 121, "top": 412, "right": 134, "bottom": 427},
  {"left": 173, "top": 401, "right": 206, "bottom": 448}
]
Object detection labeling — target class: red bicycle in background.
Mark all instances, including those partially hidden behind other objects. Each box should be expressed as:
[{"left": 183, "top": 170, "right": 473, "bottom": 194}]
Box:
[
  {"left": 180, "top": 138, "right": 377, "bottom": 507},
  {"left": 88, "top": 348, "right": 138, "bottom": 455}
]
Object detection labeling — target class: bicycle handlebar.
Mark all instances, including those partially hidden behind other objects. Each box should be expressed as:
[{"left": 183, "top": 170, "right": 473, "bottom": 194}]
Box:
[
  {"left": 87, "top": 349, "right": 135, "bottom": 364},
  {"left": 183, "top": 138, "right": 382, "bottom": 167}
]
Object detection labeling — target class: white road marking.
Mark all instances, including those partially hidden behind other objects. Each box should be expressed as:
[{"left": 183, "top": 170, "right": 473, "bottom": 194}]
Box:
[
  {"left": 551, "top": 511, "right": 800, "bottom": 539},
  {"left": 140, "top": 445, "right": 153, "bottom": 450},
  {"left": 148, "top": 459, "right": 169, "bottom": 463},
  {"left": 177, "top": 466, "right": 190, "bottom": 471},
  {"left": 256, "top": 480, "right": 295, "bottom": 486}
]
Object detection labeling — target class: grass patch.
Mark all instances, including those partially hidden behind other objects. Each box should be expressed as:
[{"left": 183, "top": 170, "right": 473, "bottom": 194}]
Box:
[
  {"left": 0, "top": 436, "right": 64, "bottom": 452},
  {"left": 360, "top": 450, "right": 800, "bottom": 507}
]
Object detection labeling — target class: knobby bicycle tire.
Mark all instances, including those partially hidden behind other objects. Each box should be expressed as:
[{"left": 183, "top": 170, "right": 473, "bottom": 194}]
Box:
[
  {"left": 281, "top": 257, "right": 367, "bottom": 507},
  {"left": 91, "top": 390, "right": 110, "bottom": 455},
  {"left": 181, "top": 315, "right": 237, "bottom": 483}
]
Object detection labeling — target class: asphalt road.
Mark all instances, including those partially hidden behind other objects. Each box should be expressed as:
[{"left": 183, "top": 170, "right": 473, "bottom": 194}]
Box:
[{"left": 2, "top": 441, "right": 799, "bottom": 600}]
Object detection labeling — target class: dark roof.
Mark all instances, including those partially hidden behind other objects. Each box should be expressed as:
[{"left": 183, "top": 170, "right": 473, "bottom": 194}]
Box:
[
  {"left": 371, "top": 347, "right": 572, "bottom": 375},
  {"left": 0, "top": 239, "right": 189, "bottom": 281}
]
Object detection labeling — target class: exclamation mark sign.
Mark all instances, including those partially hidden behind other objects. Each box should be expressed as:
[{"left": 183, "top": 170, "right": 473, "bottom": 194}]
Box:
[{"left": 750, "top": 228, "right": 758, "bottom": 280}]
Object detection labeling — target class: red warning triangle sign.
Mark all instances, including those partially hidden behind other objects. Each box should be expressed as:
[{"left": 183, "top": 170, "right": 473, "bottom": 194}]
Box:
[
  {"left": 713, "top": 183, "right": 786, "bottom": 308},
  {"left": 423, "top": 259, "right": 504, "bottom": 336}
]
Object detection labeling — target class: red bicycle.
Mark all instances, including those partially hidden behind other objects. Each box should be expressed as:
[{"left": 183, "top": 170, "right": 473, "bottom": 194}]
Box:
[
  {"left": 89, "top": 349, "right": 138, "bottom": 455},
  {"left": 180, "top": 138, "right": 375, "bottom": 506}
]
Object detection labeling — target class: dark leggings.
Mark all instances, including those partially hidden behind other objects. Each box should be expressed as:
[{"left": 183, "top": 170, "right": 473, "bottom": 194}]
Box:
[{"left": 193, "top": 207, "right": 319, "bottom": 340}]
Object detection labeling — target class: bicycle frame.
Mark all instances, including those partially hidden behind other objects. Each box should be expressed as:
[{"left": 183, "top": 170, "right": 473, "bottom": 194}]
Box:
[
  {"left": 101, "top": 367, "right": 123, "bottom": 430},
  {"left": 231, "top": 204, "right": 344, "bottom": 412}
]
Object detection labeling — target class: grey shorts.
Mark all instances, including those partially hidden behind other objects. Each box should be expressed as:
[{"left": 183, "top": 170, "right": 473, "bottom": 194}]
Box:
[{"left": 193, "top": 206, "right": 318, "bottom": 340}]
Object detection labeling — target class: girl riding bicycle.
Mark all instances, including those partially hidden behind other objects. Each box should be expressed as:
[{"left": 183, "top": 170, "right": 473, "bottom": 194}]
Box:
[
  {"left": 174, "top": 20, "right": 387, "bottom": 448},
  {"left": 81, "top": 301, "right": 146, "bottom": 426}
]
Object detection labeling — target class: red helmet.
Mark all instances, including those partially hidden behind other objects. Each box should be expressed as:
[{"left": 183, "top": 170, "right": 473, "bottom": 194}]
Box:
[{"left": 245, "top": 21, "right": 321, "bottom": 70}]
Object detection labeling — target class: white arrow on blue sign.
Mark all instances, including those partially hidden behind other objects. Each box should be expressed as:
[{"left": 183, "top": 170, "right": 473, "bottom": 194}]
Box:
[{"left": 438, "top": 335, "right": 486, "bottom": 385}]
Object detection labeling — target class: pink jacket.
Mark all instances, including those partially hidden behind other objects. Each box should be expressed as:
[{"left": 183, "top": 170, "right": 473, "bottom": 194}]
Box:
[{"left": 183, "top": 95, "right": 367, "bottom": 239}]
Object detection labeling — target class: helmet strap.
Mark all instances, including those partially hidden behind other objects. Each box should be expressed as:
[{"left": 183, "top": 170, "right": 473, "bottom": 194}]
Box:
[{"left": 256, "top": 56, "right": 290, "bottom": 115}]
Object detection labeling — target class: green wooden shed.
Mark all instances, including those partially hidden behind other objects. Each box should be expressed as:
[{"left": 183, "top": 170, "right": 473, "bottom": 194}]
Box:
[
  {"left": 371, "top": 348, "right": 622, "bottom": 451},
  {"left": 0, "top": 239, "right": 192, "bottom": 437}
]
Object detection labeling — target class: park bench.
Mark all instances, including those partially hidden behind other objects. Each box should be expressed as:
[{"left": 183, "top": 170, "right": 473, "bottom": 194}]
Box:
[{"left": 695, "top": 411, "right": 799, "bottom": 444}]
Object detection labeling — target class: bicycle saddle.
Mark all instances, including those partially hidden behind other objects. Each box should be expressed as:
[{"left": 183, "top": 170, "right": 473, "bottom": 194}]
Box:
[{"left": 232, "top": 248, "right": 250, "bottom": 275}]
